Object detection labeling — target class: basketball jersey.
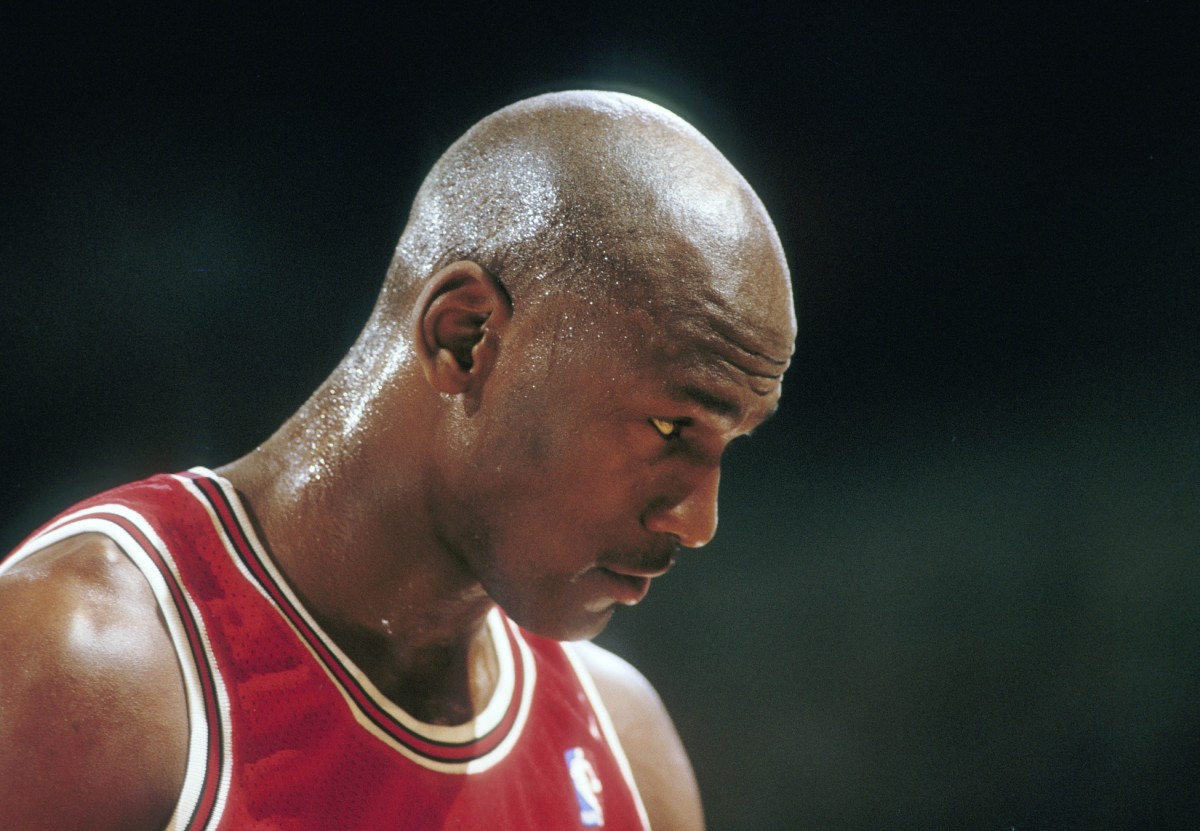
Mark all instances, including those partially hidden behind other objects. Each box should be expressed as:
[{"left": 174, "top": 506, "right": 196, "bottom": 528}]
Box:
[{"left": 2, "top": 468, "right": 651, "bottom": 830}]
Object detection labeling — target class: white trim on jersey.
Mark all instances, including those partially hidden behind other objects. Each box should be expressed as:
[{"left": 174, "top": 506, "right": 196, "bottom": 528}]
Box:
[
  {"left": 561, "top": 642, "right": 653, "bottom": 831},
  {"left": 181, "top": 468, "right": 537, "bottom": 775},
  {"left": 1, "top": 504, "right": 233, "bottom": 831}
]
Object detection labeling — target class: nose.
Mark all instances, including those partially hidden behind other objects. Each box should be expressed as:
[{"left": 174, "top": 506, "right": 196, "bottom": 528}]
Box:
[{"left": 642, "top": 465, "right": 721, "bottom": 548}]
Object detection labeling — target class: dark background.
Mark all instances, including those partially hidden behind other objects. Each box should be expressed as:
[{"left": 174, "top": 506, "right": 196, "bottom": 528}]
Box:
[{"left": 3, "top": 3, "right": 1198, "bottom": 828}]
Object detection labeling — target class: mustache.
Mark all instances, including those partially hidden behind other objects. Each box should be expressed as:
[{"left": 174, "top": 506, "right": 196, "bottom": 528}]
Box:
[{"left": 597, "top": 538, "right": 680, "bottom": 575}]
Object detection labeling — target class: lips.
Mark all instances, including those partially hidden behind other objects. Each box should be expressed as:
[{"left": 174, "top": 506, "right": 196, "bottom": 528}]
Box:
[
  {"left": 602, "top": 560, "right": 673, "bottom": 579},
  {"left": 595, "top": 567, "right": 653, "bottom": 606},
  {"left": 594, "top": 545, "right": 678, "bottom": 605},
  {"left": 600, "top": 541, "right": 679, "bottom": 580}
]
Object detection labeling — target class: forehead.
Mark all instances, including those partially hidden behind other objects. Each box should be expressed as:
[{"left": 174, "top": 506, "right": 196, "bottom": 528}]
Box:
[
  {"left": 646, "top": 301, "right": 791, "bottom": 419},
  {"left": 513, "top": 200, "right": 796, "bottom": 409},
  {"left": 533, "top": 288, "right": 792, "bottom": 429}
]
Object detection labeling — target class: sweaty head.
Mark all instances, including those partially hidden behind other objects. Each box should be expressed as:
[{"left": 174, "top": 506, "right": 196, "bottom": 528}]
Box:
[
  {"left": 371, "top": 92, "right": 796, "bottom": 640},
  {"left": 379, "top": 90, "right": 795, "bottom": 350}
]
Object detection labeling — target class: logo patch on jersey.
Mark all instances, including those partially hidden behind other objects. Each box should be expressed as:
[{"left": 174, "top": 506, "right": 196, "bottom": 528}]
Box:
[{"left": 564, "top": 746, "right": 604, "bottom": 826}]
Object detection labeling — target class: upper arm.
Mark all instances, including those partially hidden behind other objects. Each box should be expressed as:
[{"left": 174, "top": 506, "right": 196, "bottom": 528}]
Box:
[
  {"left": 574, "top": 640, "right": 705, "bottom": 831},
  {"left": 0, "top": 533, "right": 189, "bottom": 831}
]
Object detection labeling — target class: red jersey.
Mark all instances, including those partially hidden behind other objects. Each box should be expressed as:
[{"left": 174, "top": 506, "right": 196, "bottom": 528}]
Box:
[{"left": 3, "top": 468, "right": 651, "bottom": 830}]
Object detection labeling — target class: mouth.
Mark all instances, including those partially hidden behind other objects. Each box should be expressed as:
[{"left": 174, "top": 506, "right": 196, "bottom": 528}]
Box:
[
  {"left": 594, "top": 567, "right": 653, "bottom": 606},
  {"left": 602, "top": 558, "right": 675, "bottom": 579},
  {"left": 592, "top": 541, "right": 678, "bottom": 606}
]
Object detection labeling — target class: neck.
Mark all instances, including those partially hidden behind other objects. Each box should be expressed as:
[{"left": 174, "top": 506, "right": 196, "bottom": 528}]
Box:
[{"left": 216, "top": 366, "right": 497, "bottom": 724}]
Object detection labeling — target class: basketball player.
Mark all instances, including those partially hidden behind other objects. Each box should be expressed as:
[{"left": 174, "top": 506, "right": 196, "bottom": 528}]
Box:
[{"left": 0, "top": 91, "right": 795, "bottom": 829}]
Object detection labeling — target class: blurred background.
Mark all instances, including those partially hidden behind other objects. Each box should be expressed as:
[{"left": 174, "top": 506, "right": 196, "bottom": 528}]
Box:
[{"left": 2, "top": 3, "right": 1197, "bottom": 828}]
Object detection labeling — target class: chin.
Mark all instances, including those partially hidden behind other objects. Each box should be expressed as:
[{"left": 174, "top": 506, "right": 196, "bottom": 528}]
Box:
[{"left": 505, "top": 602, "right": 616, "bottom": 643}]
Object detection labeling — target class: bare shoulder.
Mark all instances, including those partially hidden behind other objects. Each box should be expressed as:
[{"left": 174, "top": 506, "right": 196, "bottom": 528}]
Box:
[
  {"left": 572, "top": 640, "right": 705, "bottom": 831},
  {"left": 0, "top": 532, "right": 188, "bottom": 831}
]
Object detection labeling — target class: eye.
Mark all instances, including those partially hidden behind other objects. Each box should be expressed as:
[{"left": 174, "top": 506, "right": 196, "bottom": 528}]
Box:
[{"left": 650, "top": 417, "right": 683, "bottom": 440}]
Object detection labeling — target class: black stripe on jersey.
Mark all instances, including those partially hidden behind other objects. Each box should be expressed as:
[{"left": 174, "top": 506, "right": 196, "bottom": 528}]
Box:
[
  {"left": 99, "top": 509, "right": 228, "bottom": 831},
  {"left": 184, "top": 471, "right": 524, "bottom": 765}
]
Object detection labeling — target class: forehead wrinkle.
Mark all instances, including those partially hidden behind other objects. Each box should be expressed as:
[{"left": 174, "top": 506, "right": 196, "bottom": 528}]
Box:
[
  {"left": 666, "top": 343, "right": 783, "bottom": 411},
  {"left": 701, "top": 297, "right": 793, "bottom": 368},
  {"left": 661, "top": 298, "right": 793, "bottom": 387}
]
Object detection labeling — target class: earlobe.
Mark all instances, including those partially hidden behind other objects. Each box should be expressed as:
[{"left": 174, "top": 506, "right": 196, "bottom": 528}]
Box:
[{"left": 414, "top": 261, "right": 511, "bottom": 396}]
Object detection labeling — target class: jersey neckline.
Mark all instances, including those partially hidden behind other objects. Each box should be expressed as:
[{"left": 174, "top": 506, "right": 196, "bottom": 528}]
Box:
[{"left": 178, "top": 466, "right": 536, "bottom": 774}]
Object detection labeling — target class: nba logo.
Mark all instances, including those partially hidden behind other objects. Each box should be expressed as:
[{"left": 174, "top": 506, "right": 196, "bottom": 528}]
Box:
[{"left": 564, "top": 746, "right": 604, "bottom": 826}]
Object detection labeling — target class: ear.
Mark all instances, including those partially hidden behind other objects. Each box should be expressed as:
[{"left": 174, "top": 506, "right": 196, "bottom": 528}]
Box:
[{"left": 413, "top": 260, "right": 512, "bottom": 396}]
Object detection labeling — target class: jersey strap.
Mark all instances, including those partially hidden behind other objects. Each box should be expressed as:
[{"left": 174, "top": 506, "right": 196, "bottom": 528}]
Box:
[
  {"left": 1, "top": 498, "right": 233, "bottom": 831},
  {"left": 177, "top": 468, "right": 536, "bottom": 774}
]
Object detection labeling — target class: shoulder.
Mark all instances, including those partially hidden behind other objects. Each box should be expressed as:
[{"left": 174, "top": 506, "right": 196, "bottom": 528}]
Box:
[
  {"left": 0, "top": 532, "right": 188, "bottom": 830},
  {"left": 571, "top": 640, "right": 705, "bottom": 831}
]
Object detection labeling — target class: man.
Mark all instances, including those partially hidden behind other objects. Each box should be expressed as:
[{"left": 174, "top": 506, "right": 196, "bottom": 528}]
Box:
[{"left": 0, "top": 90, "right": 795, "bottom": 829}]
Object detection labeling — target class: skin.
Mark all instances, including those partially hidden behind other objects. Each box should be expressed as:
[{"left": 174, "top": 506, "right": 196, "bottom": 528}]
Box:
[{"left": 0, "top": 91, "right": 795, "bottom": 830}]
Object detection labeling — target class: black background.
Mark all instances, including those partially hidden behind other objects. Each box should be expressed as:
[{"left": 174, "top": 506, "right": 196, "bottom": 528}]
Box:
[{"left": 3, "top": 3, "right": 1198, "bottom": 828}]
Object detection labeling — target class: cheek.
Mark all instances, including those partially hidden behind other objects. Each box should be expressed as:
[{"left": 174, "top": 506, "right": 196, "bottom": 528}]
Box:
[
  {"left": 493, "top": 440, "right": 635, "bottom": 539},
  {"left": 515, "top": 419, "right": 554, "bottom": 466},
  {"left": 471, "top": 389, "right": 649, "bottom": 529}
]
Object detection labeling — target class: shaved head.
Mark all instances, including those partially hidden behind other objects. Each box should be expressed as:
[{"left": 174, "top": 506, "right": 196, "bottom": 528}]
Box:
[
  {"left": 221, "top": 90, "right": 798, "bottom": 647},
  {"left": 378, "top": 90, "right": 794, "bottom": 347}
]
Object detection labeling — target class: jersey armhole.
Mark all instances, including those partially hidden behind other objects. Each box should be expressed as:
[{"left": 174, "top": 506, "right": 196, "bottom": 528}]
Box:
[
  {"left": 560, "top": 642, "right": 653, "bottom": 831},
  {"left": 2, "top": 504, "right": 232, "bottom": 831}
]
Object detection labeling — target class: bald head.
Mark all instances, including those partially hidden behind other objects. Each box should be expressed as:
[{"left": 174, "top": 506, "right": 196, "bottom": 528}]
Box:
[
  {"left": 251, "top": 92, "right": 797, "bottom": 641},
  {"left": 379, "top": 91, "right": 793, "bottom": 344}
]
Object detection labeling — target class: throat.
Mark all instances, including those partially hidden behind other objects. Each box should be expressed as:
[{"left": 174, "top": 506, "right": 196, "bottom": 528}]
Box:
[
  {"left": 215, "top": 451, "right": 505, "bottom": 725},
  {"left": 322, "top": 612, "right": 502, "bottom": 726}
]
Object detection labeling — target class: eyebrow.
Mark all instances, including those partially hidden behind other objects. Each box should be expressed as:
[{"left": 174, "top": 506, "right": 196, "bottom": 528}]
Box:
[
  {"left": 673, "top": 383, "right": 782, "bottom": 430},
  {"left": 675, "top": 384, "right": 744, "bottom": 419}
]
